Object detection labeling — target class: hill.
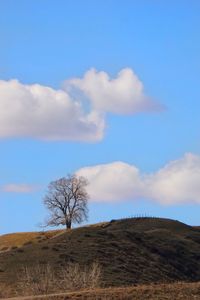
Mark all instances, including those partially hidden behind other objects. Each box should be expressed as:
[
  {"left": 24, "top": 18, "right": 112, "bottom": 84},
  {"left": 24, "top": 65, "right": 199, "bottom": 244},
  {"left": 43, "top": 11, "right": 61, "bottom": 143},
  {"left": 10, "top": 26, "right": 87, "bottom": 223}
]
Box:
[{"left": 1, "top": 217, "right": 200, "bottom": 297}]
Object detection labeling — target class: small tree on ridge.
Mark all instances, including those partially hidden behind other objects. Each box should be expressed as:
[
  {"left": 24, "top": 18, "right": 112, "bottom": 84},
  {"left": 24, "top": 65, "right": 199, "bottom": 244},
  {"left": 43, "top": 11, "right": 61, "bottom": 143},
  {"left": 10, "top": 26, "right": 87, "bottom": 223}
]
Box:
[{"left": 43, "top": 174, "right": 89, "bottom": 229}]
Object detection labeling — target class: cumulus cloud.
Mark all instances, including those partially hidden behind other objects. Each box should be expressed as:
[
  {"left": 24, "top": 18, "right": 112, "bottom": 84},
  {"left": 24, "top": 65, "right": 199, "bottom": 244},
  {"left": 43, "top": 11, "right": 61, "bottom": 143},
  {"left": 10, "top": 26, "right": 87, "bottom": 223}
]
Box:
[
  {"left": 77, "top": 161, "right": 145, "bottom": 202},
  {"left": 77, "top": 153, "right": 200, "bottom": 205},
  {"left": 0, "top": 68, "right": 162, "bottom": 141},
  {"left": 2, "top": 184, "right": 37, "bottom": 193},
  {"left": 0, "top": 79, "right": 104, "bottom": 141},
  {"left": 147, "top": 153, "right": 200, "bottom": 204},
  {"left": 65, "top": 68, "right": 163, "bottom": 114}
]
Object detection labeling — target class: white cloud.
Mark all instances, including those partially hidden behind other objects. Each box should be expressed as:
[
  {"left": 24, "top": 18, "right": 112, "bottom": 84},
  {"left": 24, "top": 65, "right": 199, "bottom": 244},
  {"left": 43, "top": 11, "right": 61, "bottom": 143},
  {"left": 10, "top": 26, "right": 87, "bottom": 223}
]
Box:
[
  {"left": 0, "top": 79, "right": 104, "bottom": 141},
  {"left": 2, "top": 184, "right": 37, "bottom": 193},
  {"left": 77, "top": 153, "right": 200, "bottom": 205},
  {"left": 0, "top": 68, "right": 162, "bottom": 141},
  {"left": 147, "top": 153, "right": 200, "bottom": 204},
  {"left": 77, "top": 161, "right": 145, "bottom": 202},
  {"left": 65, "top": 68, "right": 163, "bottom": 114}
]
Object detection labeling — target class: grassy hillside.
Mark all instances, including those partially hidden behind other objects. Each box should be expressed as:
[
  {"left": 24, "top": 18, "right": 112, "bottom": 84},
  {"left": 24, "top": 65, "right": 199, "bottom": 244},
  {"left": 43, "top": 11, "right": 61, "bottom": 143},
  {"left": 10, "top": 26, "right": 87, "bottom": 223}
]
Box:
[
  {"left": 0, "top": 230, "right": 64, "bottom": 252},
  {"left": 1, "top": 217, "right": 200, "bottom": 296}
]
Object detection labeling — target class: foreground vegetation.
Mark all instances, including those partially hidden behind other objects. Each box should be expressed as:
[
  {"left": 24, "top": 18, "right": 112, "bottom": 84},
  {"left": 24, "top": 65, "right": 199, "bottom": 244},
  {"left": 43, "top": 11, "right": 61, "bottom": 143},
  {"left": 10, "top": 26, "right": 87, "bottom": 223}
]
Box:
[{"left": 1, "top": 282, "right": 200, "bottom": 299}]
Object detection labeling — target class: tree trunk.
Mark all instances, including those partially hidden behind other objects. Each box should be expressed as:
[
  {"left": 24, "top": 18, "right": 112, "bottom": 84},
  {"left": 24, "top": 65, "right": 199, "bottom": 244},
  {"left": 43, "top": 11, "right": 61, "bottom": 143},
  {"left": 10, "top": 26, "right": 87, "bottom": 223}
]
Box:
[{"left": 66, "top": 221, "right": 71, "bottom": 230}]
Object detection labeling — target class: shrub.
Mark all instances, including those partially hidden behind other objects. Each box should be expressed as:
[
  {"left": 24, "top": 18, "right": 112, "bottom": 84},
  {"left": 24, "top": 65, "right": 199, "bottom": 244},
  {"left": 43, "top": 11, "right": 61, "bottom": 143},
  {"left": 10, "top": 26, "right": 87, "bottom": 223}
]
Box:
[
  {"left": 17, "top": 249, "right": 24, "bottom": 253},
  {"left": 41, "top": 246, "right": 49, "bottom": 250},
  {"left": 59, "top": 261, "right": 102, "bottom": 290},
  {"left": 23, "top": 241, "right": 33, "bottom": 246},
  {"left": 18, "top": 261, "right": 101, "bottom": 296},
  {"left": 0, "top": 247, "right": 9, "bottom": 251},
  {"left": 18, "top": 264, "right": 55, "bottom": 295}
]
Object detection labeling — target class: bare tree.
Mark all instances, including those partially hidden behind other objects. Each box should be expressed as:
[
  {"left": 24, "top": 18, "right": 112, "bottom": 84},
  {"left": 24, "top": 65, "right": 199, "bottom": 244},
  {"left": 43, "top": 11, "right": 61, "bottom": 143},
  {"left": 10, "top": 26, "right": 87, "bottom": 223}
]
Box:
[{"left": 43, "top": 174, "right": 89, "bottom": 229}]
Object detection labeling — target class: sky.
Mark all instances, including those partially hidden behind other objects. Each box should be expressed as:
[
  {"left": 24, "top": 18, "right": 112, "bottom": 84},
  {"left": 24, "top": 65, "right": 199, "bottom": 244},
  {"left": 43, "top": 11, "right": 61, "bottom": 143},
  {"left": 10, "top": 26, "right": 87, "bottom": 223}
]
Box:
[{"left": 0, "top": 0, "right": 200, "bottom": 234}]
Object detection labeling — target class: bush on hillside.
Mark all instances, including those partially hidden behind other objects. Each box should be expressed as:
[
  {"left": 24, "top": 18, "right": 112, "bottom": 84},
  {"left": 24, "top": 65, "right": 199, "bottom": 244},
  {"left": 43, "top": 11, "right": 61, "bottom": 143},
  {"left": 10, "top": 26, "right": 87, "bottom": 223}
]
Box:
[{"left": 18, "top": 261, "right": 102, "bottom": 296}]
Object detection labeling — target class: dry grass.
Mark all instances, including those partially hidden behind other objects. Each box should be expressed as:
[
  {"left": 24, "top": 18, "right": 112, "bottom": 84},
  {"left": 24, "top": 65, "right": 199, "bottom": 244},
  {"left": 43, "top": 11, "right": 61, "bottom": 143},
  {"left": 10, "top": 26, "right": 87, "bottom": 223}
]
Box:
[
  {"left": 0, "top": 230, "right": 63, "bottom": 252},
  {"left": 0, "top": 223, "right": 107, "bottom": 252},
  {"left": 0, "top": 283, "right": 14, "bottom": 298},
  {"left": 1, "top": 282, "right": 200, "bottom": 299}
]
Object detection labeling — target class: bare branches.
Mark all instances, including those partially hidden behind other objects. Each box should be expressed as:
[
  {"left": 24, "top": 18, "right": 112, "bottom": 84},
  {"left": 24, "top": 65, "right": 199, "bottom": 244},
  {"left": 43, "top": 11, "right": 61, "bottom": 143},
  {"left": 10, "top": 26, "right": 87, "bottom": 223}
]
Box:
[
  {"left": 43, "top": 174, "right": 89, "bottom": 229},
  {"left": 18, "top": 262, "right": 101, "bottom": 296},
  {"left": 18, "top": 264, "right": 55, "bottom": 296}
]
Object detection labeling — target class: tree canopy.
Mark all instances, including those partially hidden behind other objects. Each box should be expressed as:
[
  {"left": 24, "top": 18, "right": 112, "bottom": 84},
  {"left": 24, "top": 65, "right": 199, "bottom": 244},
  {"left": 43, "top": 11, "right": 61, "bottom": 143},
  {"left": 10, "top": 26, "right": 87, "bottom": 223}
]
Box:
[{"left": 43, "top": 174, "right": 89, "bottom": 229}]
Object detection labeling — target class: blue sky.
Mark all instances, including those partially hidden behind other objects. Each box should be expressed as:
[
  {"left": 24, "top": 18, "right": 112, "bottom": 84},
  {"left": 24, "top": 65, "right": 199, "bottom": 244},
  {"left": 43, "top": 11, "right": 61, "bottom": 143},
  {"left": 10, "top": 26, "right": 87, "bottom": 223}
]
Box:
[{"left": 0, "top": 1, "right": 200, "bottom": 234}]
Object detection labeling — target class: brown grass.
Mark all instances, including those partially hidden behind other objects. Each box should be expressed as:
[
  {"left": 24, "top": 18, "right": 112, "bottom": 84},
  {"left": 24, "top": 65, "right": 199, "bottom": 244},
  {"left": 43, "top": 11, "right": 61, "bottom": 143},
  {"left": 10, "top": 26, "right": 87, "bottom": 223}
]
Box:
[
  {"left": 0, "top": 223, "right": 107, "bottom": 252},
  {"left": 0, "top": 230, "right": 64, "bottom": 252},
  {"left": 1, "top": 282, "right": 200, "bottom": 300}
]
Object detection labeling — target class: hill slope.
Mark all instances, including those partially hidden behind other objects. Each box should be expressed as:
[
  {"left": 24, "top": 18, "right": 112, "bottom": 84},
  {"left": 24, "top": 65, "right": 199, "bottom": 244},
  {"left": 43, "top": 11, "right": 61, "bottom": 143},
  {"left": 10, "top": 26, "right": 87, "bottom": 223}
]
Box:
[
  {"left": 0, "top": 217, "right": 200, "bottom": 293},
  {"left": 0, "top": 230, "right": 64, "bottom": 252}
]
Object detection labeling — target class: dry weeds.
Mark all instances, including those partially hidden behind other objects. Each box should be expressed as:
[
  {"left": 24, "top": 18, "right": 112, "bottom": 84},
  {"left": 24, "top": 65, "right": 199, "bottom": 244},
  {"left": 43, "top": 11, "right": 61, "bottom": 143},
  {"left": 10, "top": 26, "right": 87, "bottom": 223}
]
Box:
[{"left": 16, "top": 262, "right": 102, "bottom": 297}]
